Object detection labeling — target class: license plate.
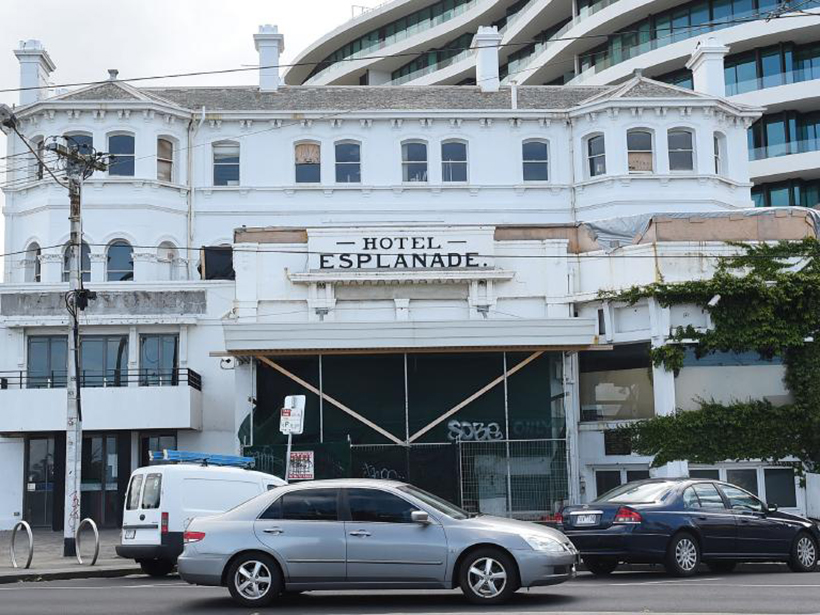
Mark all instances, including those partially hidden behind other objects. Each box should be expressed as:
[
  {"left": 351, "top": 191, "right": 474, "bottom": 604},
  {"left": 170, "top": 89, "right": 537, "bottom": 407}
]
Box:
[
  {"left": 125, "top": 530, "right": 136, "bottom": 539},
  {"left": 574, "top": 514, "right": 599, "bottom": 526}
]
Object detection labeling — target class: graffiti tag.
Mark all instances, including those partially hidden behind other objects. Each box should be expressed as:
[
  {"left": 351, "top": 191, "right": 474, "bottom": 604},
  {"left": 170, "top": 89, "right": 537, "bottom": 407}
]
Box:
[
  {"left": 447, "top": 420, "right": 504, "bottom": 442},
  {"left": 362, "top": 463, "right": 405, "bottom": 481}
]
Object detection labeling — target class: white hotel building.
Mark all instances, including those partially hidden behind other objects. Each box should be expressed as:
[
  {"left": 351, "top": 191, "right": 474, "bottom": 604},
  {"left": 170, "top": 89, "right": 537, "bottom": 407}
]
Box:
[{"left": 1, "top": 25, "right": 817, "bottom": 531}]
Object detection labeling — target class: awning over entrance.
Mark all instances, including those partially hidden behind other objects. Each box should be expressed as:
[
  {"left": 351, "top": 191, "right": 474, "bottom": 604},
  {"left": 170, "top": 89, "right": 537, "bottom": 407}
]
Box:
[{"left": 221, "top": 318, "right": 600, "bottom": 356}]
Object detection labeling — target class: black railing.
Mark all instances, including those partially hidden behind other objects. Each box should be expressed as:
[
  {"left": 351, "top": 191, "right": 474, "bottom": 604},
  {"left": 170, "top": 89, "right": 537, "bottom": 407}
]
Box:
[{"left": 0, "top": 368, "right": 202, "bottom": 392}]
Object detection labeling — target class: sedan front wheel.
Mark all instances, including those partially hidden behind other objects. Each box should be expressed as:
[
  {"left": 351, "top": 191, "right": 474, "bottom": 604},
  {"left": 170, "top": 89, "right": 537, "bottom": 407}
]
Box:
[
  {"left": 459, "top": 548, "right": 519, "bottom": 605},
  {"left": 788, "top": 533, "right": 818, "bottom": 572}
]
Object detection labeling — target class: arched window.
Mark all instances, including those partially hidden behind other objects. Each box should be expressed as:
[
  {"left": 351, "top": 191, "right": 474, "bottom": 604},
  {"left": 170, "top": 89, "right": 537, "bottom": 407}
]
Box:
[
  {"left": 107, "top": 241, "right": 134, "bottom": 281},
  {"left": 441, "top": 140, "right": 468, "bottom": 182},
  {"left": 24, "top": 242, "right": 42, "bottom": 283},
  {"left": 213, "top": 141, "right": 240, "bottom": 186},
  {"left": 713, "top": 132, "right": 727, "bottom": 175},
  {"left": 335, "top": 141, "right": 361, "bottom": 183},
  {"left": 586, "top": 134, "right": 606, "bottom": 177},
  {"left": 668, "top": 129, "right": 695, "bottom": 171},
  {"left": 627, "top": 129, "right": 654, "bottom": 173},
  {"left": 402, "top": 140, "right": 428, "bottom": 182},
  {"left": 157, "top": 242, "right": 178, "bottom": 281},
  {"left": 108, "top": 133, "right": 135, "bottom": 176},
  {"left": 522, "top": 140, "right": 549, "bottom": 181},
  {"left": 157, "top": 138, "right": 174, "bottom": 182},
  {"left": 62, "top": 242, "right": 91, "bottom": 282},
  {"left": 295, "top": 142, "right": 321, "bottom": 183}
]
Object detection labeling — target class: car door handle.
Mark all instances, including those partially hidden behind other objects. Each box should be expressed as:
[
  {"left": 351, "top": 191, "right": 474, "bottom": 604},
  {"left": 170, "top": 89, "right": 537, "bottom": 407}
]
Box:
[
  {"left": 348, "top": 530, "right": 371, "bottom": 537},
  {"left": 697, "top": 516, "right": 708, "bottom": 521},
  {"left": 263, "top": 527, "right": 284, "bottom": 535}
]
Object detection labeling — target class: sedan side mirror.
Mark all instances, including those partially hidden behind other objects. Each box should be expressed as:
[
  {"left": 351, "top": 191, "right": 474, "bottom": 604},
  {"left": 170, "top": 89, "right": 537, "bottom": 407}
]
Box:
[
  {"left": 767, "top": 503, "right": 778, "bottom": 513},
  {"left": 411, "top": 510, "right": 430, "bottom": 524}
]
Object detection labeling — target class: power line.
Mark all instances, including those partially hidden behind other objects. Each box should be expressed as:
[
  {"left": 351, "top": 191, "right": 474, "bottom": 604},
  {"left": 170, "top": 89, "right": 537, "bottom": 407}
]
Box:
[{"left": 0, "top": 11, "right": 816, "bottom": 95}]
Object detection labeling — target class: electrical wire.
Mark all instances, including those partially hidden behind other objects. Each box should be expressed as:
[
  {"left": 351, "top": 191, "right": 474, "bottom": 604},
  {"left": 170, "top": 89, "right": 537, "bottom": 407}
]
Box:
[{"left": 0, "top": 10, "right": 816, "bottom": 95}]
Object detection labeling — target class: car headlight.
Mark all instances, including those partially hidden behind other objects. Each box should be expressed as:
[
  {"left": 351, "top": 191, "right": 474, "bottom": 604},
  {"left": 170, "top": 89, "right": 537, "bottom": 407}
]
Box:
[{"left": 523, "top": 534, "right": 569, "bottom": 552}]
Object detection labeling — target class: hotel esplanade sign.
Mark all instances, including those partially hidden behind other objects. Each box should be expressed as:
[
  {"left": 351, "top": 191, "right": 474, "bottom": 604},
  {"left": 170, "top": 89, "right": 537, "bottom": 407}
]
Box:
[{"left": 309, "top": 226, "right": 497, "bottom": 271}]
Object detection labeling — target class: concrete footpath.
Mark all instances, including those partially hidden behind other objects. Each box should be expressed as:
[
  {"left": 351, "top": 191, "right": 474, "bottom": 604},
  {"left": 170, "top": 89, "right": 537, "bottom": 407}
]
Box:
[{"left": 0, "top": 528, "right": 141, "bottom": 583}]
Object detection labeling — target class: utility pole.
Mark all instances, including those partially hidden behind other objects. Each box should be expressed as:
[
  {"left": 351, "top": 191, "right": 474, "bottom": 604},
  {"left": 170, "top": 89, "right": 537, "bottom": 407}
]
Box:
[
  {"left": 2, "top": 105, "right": 109, "bottom": 556},
  {"left": 46, "top": 137, "right": 107, "bottom": 556}
]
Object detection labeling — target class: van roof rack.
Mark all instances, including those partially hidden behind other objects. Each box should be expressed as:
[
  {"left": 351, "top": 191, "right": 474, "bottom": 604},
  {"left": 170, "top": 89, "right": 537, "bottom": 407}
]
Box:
[{"left": 149, "top": 449, "right": 256, "bottom": 469}]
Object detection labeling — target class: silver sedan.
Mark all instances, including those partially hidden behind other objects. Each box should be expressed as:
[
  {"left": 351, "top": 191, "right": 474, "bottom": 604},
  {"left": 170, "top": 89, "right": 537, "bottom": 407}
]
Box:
[{"left": 178, "top": 479, "right": 578, "bottom": 607}]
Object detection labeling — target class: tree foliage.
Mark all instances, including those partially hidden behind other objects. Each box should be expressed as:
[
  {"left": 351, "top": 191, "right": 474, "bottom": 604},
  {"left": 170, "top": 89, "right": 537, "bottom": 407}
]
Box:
[{"left": 603, "top": 237, "right": 820, "bottom": 474}]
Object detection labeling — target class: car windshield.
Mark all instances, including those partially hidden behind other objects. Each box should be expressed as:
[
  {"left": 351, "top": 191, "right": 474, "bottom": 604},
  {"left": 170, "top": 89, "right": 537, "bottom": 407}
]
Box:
[
  {"left": 398, "top": 485, "right": 469, "bottom": 520},
  {"left": 595, "top": 481, "right": 673, "bottom": 504}
]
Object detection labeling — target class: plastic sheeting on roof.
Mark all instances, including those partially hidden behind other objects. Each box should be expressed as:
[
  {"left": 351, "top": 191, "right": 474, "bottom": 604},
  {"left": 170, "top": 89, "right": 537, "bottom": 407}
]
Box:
[{"left": 583, "top": 208, "right": 820, "bottom": 252}]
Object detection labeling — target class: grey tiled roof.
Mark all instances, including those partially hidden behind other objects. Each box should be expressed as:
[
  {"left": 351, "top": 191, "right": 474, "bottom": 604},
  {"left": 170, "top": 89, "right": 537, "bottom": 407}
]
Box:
[
  {"left": 141, "top": 85, "right": 614, "bottom": 111},
  {"left": 60, "top": 82, "right": 143, "bottom": 101},
  {"left": 617, "top": 80, "right": 700, "bottom": 99}
]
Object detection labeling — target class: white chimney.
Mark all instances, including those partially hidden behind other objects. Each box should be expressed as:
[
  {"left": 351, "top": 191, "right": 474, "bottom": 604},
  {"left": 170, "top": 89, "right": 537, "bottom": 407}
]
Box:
[
  {"left": 473, "top": 26, "right": 502, "bottom": 93},
  {"left": 254, "top": 25, "right": 285, "bottom": 92},
  {"left": 686, "top": 37, "right": 729, "bottom": 97},
  {"left": 14, "top": 40, "right": 56, "bottom": 106}
]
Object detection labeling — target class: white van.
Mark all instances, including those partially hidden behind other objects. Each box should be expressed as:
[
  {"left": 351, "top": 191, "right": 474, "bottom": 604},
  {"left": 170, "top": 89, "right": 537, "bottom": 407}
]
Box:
[{"left": 116, "top": 463, "right": 285, "bottom": 576}]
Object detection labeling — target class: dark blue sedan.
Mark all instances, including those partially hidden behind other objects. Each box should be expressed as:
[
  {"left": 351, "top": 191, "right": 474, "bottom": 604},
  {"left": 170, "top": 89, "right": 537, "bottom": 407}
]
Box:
[{"left": 561, "top": 478, "right": 819, "bottom": 576}]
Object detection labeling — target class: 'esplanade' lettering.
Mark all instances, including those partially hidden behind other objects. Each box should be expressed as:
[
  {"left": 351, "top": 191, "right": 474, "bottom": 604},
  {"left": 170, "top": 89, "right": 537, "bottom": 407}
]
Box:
[{"left": 318, "top": 236, "right": 484, "bottom": 270}]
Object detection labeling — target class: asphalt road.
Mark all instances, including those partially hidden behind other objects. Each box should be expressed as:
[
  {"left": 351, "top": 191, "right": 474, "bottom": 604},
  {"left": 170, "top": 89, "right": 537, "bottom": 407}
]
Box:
[{"left": 0, "top": 568, "right": 818, "bottom": 615}]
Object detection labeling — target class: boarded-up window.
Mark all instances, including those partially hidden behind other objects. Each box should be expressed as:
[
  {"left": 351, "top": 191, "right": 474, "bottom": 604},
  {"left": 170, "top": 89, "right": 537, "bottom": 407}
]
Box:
[
  {"left": 200, "top": 246, "right": 235, "bottom": 280},
  {"left": 295, "top": 143, "right": 321, "bottom": 183}
]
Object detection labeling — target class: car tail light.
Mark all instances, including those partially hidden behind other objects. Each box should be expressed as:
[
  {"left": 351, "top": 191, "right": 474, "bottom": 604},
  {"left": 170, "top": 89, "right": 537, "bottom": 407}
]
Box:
[
  {"left": 614, "top": 506, "right": 642, "bottom": 524},
  {"left": 184, "top": 531, "right": 206, "bottom": 544},
  {"left": 161, "top": 512, "right": 169, "bottom": 534},
  {"left": 555, "top": 510, "right": 564, "bottom": 525}
]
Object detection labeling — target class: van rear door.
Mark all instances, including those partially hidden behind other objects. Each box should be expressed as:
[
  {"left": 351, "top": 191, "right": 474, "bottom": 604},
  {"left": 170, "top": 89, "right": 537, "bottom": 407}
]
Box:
[{"left": 121, "top": 471, "right": 164, "bottom": 547}]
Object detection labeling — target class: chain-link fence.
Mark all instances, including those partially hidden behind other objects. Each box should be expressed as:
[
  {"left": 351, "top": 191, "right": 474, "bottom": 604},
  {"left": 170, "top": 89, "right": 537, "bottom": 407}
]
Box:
[{"left": 459, "top": 439, "right": 568, "bottom": 521}]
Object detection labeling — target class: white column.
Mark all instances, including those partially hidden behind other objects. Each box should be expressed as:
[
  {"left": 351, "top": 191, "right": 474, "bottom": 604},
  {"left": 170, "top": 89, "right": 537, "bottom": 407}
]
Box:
[
  {"left": 40, "top": 253, "right": 63, "bottom": 283},
  {"left": 564, "top": 352, "right": 583, "bottom": 505},
  {"left": 89, "top": 252, "right": 106, "bottom": 283},
  {"left": 649, "top": 299, "right": 689, "bottom": 478},
  {"left": 132, "top": 252, "right": 155, "bottom": 282},
  {"left": 128, "top": 326, "right": 139, "bottom": 387},
  {"left": 235, "top": 359, "right": 255, "bottom": 450}
]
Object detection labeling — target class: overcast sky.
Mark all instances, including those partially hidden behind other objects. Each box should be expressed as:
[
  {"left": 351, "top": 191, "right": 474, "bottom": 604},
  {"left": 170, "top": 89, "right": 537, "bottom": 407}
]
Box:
[{"left": 0, "top": 0, "right": 373, "bottom": 278}]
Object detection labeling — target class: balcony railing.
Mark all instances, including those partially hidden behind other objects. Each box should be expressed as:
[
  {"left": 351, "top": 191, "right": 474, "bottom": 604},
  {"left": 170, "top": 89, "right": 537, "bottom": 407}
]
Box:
[
  {"left": 749, "top": 139, "right": 820, "bottom": 161},
  {"left": 0, "top": 368, "right": 202, "bottom": 391},
  {"left": 727, "top": 67, "right": 820, "bottom": 96}
]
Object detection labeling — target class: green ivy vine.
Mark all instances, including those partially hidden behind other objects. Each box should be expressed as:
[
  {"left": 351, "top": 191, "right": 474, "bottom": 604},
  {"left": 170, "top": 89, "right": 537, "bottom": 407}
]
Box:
[{"left": 600, "top": 237, "right": 820, "bottom": 476}]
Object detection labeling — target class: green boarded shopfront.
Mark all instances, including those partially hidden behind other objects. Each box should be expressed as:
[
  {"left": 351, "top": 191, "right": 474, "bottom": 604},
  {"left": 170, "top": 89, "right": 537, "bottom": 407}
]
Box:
[{"left": 238, "top": 350, "right": 570, "bottom": 521}]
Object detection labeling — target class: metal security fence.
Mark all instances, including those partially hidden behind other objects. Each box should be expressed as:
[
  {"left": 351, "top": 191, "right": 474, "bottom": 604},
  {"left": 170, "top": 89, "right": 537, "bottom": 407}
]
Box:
[
  {"left": 459, "top": 440, "right": 569, "bottom": 521},
  {"left": 350, "top": 443, "right": 460, "bottom": 505}
]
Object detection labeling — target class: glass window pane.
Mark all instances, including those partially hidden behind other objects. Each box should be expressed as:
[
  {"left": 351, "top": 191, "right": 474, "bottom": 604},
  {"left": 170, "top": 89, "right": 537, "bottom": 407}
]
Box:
[
  {"left": 280, "top": 489, "right": 338, "bottom": 520},
  {"left": 579, "top": 343, "right": 654, "bottom": 421},
  {"left": 628, "top": 131, "right": 652, "bottom": 151},
  {"left": 721, "top": 483, "right": 764, "bottom": 511},
  {"left": 588, "top": 135, "right": 605, "bottom": 157},
  {"left": 522, "top": 141, "right": 548, "bottom": 161},
  {"left": 596, "top": 480, "right": 672, "bottom": 503},
  {"left": 108, "top": 135, "right": 135, "bottom": 176},
  {"left": 141, "top": 473, "right": 162, "bottom": 509},
  {"left": 348, "top": 488, "right": 416, "bottom": 523},
  {"left": 126, "top": 474, "right": 143, "bottom": 510},
  {"left": 769, "top": 185, "right": 791, "bottom": 207},
  {"left": 441, "top": 141, "right": 467, "bottom": 162},
  {"left": 335, "top": 142, "right": 360, "bottom": 163},
  {"left": 66, "top": 134, "right": 93, "bottom": 156},
  {"left": 669, "top": 151, "right": 694, "bottom": 171},
  {"left": 725, "top": 469, "right": 759, "bottom": 495},
  {"left": 693, "top": 483, "right": 726, "bottom": 509},
  {"left": 402, "top": 142, "right": 427, "bottom": 162},
  {"left": 683, "top": 487, "right": 700, "bottom": 509},
  {"left": 523, "top": 162, "right": 549, "bottom": 181},
  {"left": 668, "top": 130, "right": 693, "bottom": 151},
  {"left": 761, "top": 49, "right": 783, "bottom": 89},
  {"left": 107, "top": 242, "right": 133, "bottom": 282},
  {"left": 626, "top": 469, "right": 651, "bottom": 482},
  {"left": 764, "top": 468, "right": 797, "bottom": 508},
  {"left": 296, "top": 164, "right": 321, "bottom": 183}
]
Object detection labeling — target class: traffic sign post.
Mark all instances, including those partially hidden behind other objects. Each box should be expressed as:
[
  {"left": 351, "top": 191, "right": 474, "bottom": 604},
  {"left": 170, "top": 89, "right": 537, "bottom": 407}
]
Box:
[{"left": 280, "top": 395, "right": 306, "bottom": 482}]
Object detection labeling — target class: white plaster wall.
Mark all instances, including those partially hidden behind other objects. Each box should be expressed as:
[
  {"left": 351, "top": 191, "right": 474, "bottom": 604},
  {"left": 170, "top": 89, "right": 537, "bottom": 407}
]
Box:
[{"left": 0, "top": 437, "right": 24, "bottom": 530}]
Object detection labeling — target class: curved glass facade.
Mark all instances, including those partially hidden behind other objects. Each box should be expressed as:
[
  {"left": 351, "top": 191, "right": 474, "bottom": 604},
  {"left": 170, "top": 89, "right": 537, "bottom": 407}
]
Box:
[
  {"left": 753, "top": 179, "right": 820, "bottom": 207},
  {"left": 748, "top": 110, "right": 820, "bottom": 160},
  {"left": 308, "top": 0, "right": 477, "bottom": 81},
  {"left": 577, "top": 0, "right": 819, "bottom": 77}
]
